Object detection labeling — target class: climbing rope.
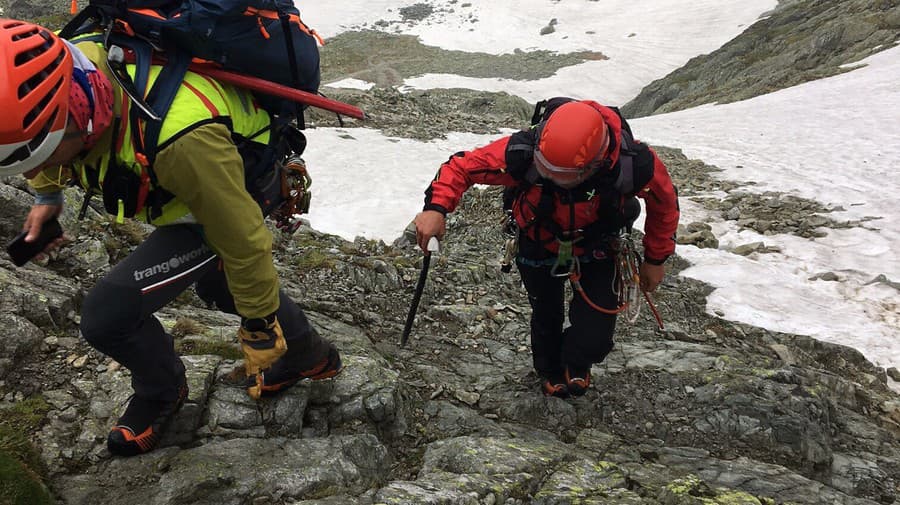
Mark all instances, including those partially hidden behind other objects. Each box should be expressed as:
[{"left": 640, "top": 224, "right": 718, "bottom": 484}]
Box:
[{"left": 563, "top": 234, "right": 666, "bottom": 329}]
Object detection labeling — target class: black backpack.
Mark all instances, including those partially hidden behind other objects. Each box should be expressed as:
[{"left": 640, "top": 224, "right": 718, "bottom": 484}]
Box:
[
  {"left": 60, "top": 0, "right": 322, "bottom": 168},
  {"left": 61, "top": 0, "right": 330, "bottom": 226}
]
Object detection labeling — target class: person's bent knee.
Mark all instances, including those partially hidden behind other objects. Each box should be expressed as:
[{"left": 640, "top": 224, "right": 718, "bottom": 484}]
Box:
[{"left": 80, "top": 280, "right": 142, "bottom": 350}]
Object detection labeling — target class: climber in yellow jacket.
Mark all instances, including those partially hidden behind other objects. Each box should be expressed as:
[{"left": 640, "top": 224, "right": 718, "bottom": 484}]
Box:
[{"left": 0, "top": 19, "right": 341, "bottom": 456}]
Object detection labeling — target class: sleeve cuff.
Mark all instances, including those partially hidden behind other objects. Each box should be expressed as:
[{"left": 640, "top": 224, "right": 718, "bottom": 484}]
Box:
[
  {"left": 423, "top": 204, "right": 449, "bottom": 215},
  {"left": 644, "top": 255, "right": 668, "bottom": 266},
  {"left": 34, "top": 191, "right": 64, "bottom": 206}
]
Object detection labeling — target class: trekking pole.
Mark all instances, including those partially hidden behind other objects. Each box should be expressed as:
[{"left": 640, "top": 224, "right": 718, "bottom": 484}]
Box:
[{"left": 401, "top": 237, "right": 439, "bottom": 347}]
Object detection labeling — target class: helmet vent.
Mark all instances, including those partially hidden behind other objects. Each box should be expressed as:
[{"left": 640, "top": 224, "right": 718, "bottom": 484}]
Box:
[
  {"left": 11, "top": 26, "right": 39, "bottom": 43},
  {"left": 14, "top": 28, "right": 52, "bottom": 66},
  {"left": 19, "top": 44, "right": 65, "bottom": 99},
  {"left": 22, "top": 74, "right": 63, "bottom": 129}
]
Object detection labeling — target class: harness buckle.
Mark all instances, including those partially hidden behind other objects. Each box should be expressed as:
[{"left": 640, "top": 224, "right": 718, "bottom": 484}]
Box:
[{"left": 550, "top": 238, "right": 580, "bottom": 277}]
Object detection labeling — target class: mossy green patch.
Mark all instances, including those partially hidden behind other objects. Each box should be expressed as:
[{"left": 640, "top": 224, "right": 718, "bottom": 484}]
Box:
[
  {"left": 294, "top": 250, "right": 335, "bottom": 271},
  {"left": 0, "top": 451, "right": 53, "bottom": 505},
  {"left": 2, "top": 397, "right": 50, "bottom": 433},
  {"left": 176, "top": 339, "right": 242, "bottom": 360},
  {"left": 0, "top": 397, "right": 53, "bottom": 504},
  {"left": 708, "top": 490, "right": 763, "bottom": 504},
  {"left": 171, "top": 317, "right": 207, "bottom": 338}
]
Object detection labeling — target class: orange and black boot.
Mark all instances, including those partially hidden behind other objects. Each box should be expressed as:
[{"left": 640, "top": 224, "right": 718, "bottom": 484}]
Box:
[
  {"left": 107, "top": 376, "right": 188, "bottom": 457},
  {"left": 565, "top": 364, "right": 592, "bottom": 397},
  {"left": 541, "top": 370, "right": 570, "bottom": 399},
  {"left": 257, "top": 340, "right": 343, "bottom": 397}
]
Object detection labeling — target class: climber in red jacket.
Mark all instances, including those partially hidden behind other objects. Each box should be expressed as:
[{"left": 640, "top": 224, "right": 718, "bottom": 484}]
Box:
[{"left": 415, "top": 98, "right": 679, "bottom": 398}]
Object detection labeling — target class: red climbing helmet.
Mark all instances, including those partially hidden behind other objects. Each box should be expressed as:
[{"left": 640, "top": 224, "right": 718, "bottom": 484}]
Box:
[
  {"left": 534, "top": 101, "right": 610, "bottom": 187},
  {"left": 0, "top": 19, "right": 72, "bottom": 176}
]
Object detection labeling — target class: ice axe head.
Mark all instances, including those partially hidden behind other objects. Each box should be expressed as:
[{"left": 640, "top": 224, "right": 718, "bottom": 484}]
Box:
[{"left": 427, "top": 237, "right": 440, "bottom": 254}]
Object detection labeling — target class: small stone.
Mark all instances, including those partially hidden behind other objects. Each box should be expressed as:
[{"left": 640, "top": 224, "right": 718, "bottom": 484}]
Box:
[
  {"left": 770, "top": 344, "right": 796, "bottom": 365},
  {"left": 685, "top": 386, "right": 695, "bottom": 394},
  {"left": 887, "top": 367, "right": 900, "bottom": 382},
  {"left": 732, "top": 242, "right": 764, "bottom": 256},
  {"left": 73, "top": 355, "right": 89, "bottom": 368},
  {"left": 454, "top": 390, "right": 480, "bottom": 406}
]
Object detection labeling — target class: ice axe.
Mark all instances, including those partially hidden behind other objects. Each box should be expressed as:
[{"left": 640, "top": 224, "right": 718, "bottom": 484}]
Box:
[{"left": 401, "top": 237, "right": 440, "bottom": 347}]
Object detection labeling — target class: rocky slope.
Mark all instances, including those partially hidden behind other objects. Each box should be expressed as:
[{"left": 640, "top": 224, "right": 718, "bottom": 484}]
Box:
[
  {"left": 2, "top": 141, "right": 900, "bottom": 504},
  {"left": 623, "top": 0, "right": 900, "bottom": 118}
]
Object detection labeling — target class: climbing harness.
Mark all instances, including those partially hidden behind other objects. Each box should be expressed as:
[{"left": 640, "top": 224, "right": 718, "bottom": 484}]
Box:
[{"left": 559, "top": 233, "right": 666, "bottom": 330}]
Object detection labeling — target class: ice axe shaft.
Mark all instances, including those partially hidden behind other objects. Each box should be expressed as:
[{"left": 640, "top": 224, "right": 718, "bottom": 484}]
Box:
[{"left": 401, "top": 237, "right": 439, "bottom": 347}]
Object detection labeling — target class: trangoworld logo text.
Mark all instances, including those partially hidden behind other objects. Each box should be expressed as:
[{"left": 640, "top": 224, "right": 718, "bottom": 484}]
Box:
[{"left": 133, "top": 245, "right": 211, "bottom": 282}]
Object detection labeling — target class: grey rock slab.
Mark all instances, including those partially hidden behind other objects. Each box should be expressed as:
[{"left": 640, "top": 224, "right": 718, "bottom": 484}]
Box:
[
  {"left": 55, "top": 435, "right": 390, "bottom": 505},
  {"left": 605, "top": 341, "right": 721, "bottom": 374},
  {"left": 0, "top": 313, "right": 43, "bottom": 378},
  {"left": 206, "top": 384, "right": 263, "bottom": 430},
  {"left": 375, "top": 470, "right": 536, "bottom": 505},
  {"left": 420, "top": 435, "right": 575, "bottom": 477},
  {"left": 657, "top": 450, "right": 881, "bottom": 505},
  {"left": 532, "top": 459, "right": 629, "bottom": 503},
  {"left": 422, "top": 400, "right": 509, "bottom": 440},
  {"left": 495, "top": 395, "right": 577, "bottom": 432}
]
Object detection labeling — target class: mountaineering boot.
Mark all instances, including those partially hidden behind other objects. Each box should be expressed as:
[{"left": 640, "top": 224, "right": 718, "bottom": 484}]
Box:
[
  {"left": 541, "top": 370, "right": 570, "bottom": 399},
  {"left": 565, "top": 364, "right": 592, "bottom": 397},
  {"left": 107, "top": 373, "right": 188, "bottom": 457},
  {"left": 239, "top": 313, "right": 288, "bottom": 399},
  {"left": 258, "top": 340, "right": 343, "bottom": 397}
]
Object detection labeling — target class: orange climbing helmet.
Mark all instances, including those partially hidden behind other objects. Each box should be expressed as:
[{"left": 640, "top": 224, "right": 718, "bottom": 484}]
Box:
[
  {"left": 0, "top": 19, "right": 72, "bottom": 176},
  {"left": 534, "top": 100, "right": 610, "bottom": 188}
]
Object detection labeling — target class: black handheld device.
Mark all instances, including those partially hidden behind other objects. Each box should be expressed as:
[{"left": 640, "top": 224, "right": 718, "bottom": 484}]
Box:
[{"left": 6, "top": 217, "right": 63, "bottom": 267}]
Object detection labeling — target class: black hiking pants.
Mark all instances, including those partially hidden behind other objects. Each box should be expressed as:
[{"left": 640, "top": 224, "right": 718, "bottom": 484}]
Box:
[
  {"left": 79, "top": 223, "right": 325, "bottom": 399},
  {"left": 517, "top": 257, "right": 617, "bottom": 376}
]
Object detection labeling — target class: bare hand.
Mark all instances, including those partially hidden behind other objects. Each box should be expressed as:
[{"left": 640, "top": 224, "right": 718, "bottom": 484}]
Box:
[
  {"left": 414, "top": 210, "right": 446, "bottom": 252},
  {"left": 23, "top": 204, "right": 66, "bottom": 255},
  {"left": 639, "top": 262, "right": 665, "bottom": 293}
]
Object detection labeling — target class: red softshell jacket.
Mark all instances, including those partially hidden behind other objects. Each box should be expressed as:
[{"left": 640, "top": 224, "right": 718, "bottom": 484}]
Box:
[{"left": 423, "top": 102, "right": 679, "bottom": 262}]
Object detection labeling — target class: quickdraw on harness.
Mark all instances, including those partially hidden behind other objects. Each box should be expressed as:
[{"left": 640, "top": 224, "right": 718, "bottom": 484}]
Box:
[
  {"left": 270, "top": 154, "right": 312, "bottom": 233},
  {"left": 499, "top": 209, "right": 518, "bottom": 273}
]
